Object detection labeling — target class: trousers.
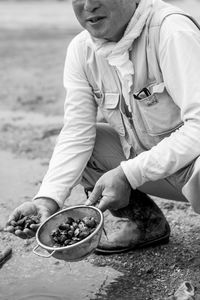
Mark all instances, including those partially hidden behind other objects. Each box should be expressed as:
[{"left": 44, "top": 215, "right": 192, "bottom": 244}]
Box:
[{"left": 82, "top": 123, "right": 200, "bottom": 213}]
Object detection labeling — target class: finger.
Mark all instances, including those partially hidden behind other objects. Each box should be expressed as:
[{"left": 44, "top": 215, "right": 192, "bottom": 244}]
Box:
[
  {"left": 96, "top": 195, "right": 111, "bottom": 212},
  {"left": 7, "top": 210, "right": 21, "bottom": 225},
  {"left": 85, "top": 184, "right": 102, "bottom": 206}
]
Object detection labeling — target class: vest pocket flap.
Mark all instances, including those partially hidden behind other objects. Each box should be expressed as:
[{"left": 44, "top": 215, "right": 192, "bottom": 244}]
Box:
[
  {"left": 104, "top": 93, "right": 120, "bottom": 109},
  {"left": 152, "top": 82, "right": 165, "bottom": 94},
  {"left": 135, "top": 82, "right": 182, "bottom": 136}
]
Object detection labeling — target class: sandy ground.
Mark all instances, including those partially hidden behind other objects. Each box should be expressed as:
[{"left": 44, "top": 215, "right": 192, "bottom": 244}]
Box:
[{"left": 1, "top": 1, "right": 200, "bottom": 299}]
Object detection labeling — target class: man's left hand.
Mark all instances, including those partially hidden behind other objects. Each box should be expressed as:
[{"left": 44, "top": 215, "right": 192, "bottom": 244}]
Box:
[{"left": 85, "top": 166, "right": 131, "bottom": 212}]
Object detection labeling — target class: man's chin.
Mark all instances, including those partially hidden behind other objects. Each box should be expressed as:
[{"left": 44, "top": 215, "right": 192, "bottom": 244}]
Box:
[{"left": 87, "top": 30, "right": 105, "bottom": 40}]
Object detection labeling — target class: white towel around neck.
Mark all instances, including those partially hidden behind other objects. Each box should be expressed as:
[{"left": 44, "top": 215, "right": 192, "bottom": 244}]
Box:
[{"left": 91, "top": 0, "right": 154, "bottom": 110}]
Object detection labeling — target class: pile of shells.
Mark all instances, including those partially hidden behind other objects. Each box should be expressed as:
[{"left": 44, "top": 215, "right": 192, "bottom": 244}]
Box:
[
  {"left": 7, "top": 215, "right": 40, "bottom": 232},
  {"left": 51, "top": 216, "right": 98, "bottom": 247}
]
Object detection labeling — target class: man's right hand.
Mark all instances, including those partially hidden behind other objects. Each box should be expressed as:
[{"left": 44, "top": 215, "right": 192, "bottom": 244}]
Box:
[{"left": 5, "top": 198, "right": 59, "bottom": 239}]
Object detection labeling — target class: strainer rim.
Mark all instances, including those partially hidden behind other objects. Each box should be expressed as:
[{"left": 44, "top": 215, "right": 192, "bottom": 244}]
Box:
[{"left": 35, "top": 205, "right": 104, "bottom": 251}]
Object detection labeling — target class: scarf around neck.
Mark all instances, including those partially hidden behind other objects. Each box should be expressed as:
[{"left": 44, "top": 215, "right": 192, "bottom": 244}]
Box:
[{"left": 91, "top": 0, "right": 154, "bottom": 109}]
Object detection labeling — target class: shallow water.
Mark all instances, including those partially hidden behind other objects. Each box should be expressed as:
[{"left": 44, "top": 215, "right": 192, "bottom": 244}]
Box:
[{"left": 0, "top": 260, "right": 122, "bottom": 300}]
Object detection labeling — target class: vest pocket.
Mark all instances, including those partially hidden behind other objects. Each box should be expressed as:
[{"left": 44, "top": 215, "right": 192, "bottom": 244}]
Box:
[
  {"left": 135, "top": 83, "right": 183, "bottom": 136},
  {"left": 93, "top": 91, "right": 125, "bottom": 136}
]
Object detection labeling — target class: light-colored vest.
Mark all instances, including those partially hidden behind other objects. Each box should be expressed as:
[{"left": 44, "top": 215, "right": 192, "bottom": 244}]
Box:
[{"left": 84, "top": 1, "right": 200, "bottom": 158}]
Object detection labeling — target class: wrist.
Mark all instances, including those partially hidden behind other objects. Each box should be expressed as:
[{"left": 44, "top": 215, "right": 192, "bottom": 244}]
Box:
[
  {"left": 117, "top": 165, "right": 131, "bottom": 187},
  {"left": 33, "top": 197, "right": 59, "bottom": 214}
]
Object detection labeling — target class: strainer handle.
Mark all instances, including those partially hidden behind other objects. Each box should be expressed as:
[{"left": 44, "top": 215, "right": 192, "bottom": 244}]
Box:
[{"left": 33, "top": 244, "right": 56, "bottom": 258}]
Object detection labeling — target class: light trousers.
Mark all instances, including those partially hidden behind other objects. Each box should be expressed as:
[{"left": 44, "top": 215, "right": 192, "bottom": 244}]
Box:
[{"left": 82, "top": 123, "right": 200, "bottom": 213}]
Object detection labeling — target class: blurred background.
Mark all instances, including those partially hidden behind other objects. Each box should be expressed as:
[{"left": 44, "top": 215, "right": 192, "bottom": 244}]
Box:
[{"left": 0, "top": 0, "right": 81, "bottom": 117}]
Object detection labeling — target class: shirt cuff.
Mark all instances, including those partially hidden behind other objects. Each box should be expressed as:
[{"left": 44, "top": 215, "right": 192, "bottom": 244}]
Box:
[
  {"left": 120, "top": 161, "right": 138, "bottom": 189},
  {"left": 32, "top": 186, "right": 68, "bottom": 209},
  {"left": 120, "top": 153, "right": 149, "bottom": 189}
]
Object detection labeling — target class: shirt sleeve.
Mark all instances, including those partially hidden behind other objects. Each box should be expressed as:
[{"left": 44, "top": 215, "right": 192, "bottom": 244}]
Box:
[
  {"left": 121, "top": 14, "right": 200, "bottom": 189},
  {"left": 34, "top": 34, "right": 97, "bottom": 207}
]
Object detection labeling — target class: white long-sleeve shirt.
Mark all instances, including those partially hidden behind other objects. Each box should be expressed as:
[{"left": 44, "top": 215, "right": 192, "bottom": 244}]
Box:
[{"left": 34, "top": 13, "right": 200, "bottom": 208}]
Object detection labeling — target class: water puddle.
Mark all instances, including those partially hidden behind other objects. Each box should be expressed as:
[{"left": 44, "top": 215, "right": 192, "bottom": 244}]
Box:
[{"left": 0, "top": 260, "right": 122, "bottom": 300}]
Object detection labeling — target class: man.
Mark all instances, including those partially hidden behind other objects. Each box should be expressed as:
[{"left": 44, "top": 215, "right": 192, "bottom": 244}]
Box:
[{"left": 6, "top": 0, "right": 200, "bottom": 254}]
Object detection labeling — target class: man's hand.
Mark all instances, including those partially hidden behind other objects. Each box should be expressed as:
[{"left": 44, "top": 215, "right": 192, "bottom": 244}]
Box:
[
  {"left": 5, "top": 198, "right": 59, "bottom": 239},
  {"left": 85, "top": 166, "right": 131, "bottom": 212}
]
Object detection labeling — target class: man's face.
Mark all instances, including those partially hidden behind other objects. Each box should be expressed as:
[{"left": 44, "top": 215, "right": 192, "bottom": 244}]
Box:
[{"left": 72, "top": 0, "right": 138, "bottom": 42}]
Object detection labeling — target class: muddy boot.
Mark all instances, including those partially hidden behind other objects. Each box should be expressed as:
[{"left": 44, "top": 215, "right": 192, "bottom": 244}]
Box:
[{"left": 94, "top": 189, "right": 170, "bottom": 254}]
